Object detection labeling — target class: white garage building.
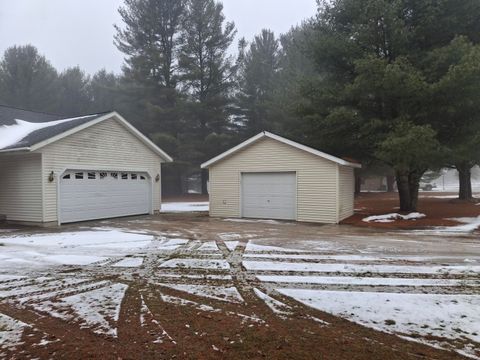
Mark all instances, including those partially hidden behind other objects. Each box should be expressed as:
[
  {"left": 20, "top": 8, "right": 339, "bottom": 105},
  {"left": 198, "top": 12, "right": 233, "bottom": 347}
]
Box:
[
  {"left": 0, "top": 106, "right": 172, "bottom": 225},
  {"left": 201, "top": 132, "right": 360, "bottom": 224}
]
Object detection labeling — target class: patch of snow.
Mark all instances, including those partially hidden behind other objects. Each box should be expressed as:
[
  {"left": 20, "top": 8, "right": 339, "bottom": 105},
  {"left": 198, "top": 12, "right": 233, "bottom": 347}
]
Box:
[
  {"left": 60, "top": 283, "right": 128, "bottom": 337},
  {"left": 157, "top": 238, "right": 189, "bottom": 250},
  {"left": 363, "top": 213, "right": 426, "bottom": 223},
  {"left": 160, "top": 293, "right": 219, "bottom": 313},
  {"left": 444, "top": 216, "right": 480, "bottom": 232},
  {"left": 257, "top": 275, "right": 479, "bottom": 287},
  {"left": 111, "top": 257, "right": 144, "bottom": 268},
  {"left": 277, "top": 289, "right": 480, "bottom": 357},
  {"left": 243, "top": 261, "right": 480, "bottom": 275},
  {"left": 243, "top": 253, "right": 480, "bottom": 263},
  {"left": 224, "top": 241, "right": 239, "bottom": 252},
  {"left": 196, "top": 241, "right": 219, "bottom": 252},
  {"left": 0, "top": 275, "right": 26, "bottom": 282},
  {"left": 0, "top": 115, "right": 98, "bottom": 150},
  {"left": 0, "top": 278, "right": 93, "bottom": 300},
  {"left": 158, "top": 274, "right": 232, "bottom": 281},
  {"left": 0, "top": 230, "right": 154, "bottom": 271},
  {"left": 0, "top": 313, "right": 29, "bottom": 349},
  {"left": 159, "top": 258, "right": 230, "bottom": 270},
  {"left": 161, "top": 202, "right": 209, "bottom": 213},
  {"left": 42, "top": 254, "right": 108, "bottom": 266},
  {"left": 253, "top": 288, "right": 292, "bottom": 317},
  {"left": 140, "top": 295, "right": 174, "bottom": 344},
  {"left": 158, "top": 283, "right": 244, "bottom": 303}
]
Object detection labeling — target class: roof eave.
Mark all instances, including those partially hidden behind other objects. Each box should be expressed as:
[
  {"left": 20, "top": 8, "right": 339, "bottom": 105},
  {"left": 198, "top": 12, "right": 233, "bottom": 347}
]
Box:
[
  {"left": 0, "top": 147, "right": 31, "bottom": 154},
  {"left": 201, "top": 131, "right": 362, "bottom": 169},
  {"left": 6, "top": 111, "right": 174, "bottom": 163}
]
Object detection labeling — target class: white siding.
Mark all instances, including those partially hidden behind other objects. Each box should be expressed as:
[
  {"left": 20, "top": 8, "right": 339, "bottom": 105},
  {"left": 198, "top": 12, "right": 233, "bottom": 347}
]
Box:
[
  {"left": 209, "top": 137, "right": 338, "bottom": 224},
  {"left": 338, "top": 166, "right": 355, "bottom": 221},
  {"left": 0, "top": 153, "right": 43, "bottom": 222},
  {"left": 37, "top": 118, "right": 163, "bottom": 223}
]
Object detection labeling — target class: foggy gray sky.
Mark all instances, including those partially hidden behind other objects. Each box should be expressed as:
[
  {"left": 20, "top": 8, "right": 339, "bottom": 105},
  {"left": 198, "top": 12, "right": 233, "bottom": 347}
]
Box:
[{"left": 0, "top": 0, "right": 317, "bottom": 75}]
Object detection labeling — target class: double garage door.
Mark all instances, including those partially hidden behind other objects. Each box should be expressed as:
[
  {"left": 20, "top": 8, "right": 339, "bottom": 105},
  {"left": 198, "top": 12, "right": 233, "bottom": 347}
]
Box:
[
  {"left": 59, "top": 170, "right": 151, "bottom": 223},
  {"left": 241, "top": 172, "right": 296, "bottom": 220}
]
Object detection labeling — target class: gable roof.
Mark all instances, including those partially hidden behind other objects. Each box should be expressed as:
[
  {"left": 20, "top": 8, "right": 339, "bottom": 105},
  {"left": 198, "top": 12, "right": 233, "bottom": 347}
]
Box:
[
  {"left": 0, "top": 105, "right": 172, "bottom": 162},
  {"left": 201, "top": 131, "right": 361, "bottom": 169}
]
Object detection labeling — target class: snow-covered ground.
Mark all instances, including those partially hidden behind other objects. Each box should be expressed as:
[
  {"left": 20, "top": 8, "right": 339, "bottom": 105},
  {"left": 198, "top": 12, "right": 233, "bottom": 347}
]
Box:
[
  {"left": 363, "top": 212, "right": 426, "bottom": 223},
  {"left": 0, "top": 220, "right": 479, "bottom": 358},
  {"left": 161, "top": 202, "right": 209, "bottom": 213},
  {"left": 0, "top": 229, "right": 155, "bottom": 270}
]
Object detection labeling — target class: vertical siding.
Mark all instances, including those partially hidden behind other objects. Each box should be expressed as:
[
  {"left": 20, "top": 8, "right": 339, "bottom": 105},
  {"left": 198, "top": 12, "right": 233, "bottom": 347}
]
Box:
[
  {"left": 37, "top": 118, "right": 163, "bottom": 223},
  {"left": 209, "top": 138, "right": 339, "bottom": 224},
  {"left": 0, "top": 153, "right": 43, "bottom": 222},
  {"left": 338, "top": 166, "right": 355, "bottom": 221}
]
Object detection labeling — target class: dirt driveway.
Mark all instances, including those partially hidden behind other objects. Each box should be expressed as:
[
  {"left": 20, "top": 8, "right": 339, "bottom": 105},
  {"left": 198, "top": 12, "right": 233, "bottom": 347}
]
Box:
[{"left": 0, "top": 214, "right": 479, "bottom": 359}]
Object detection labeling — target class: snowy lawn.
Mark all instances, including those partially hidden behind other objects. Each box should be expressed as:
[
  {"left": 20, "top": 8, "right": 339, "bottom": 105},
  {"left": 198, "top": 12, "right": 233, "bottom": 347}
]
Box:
[
  {"left": 0, "top": 229, "right": 154, "bottom": 270},
  {"left": 161, "top": 202, "right": 209, "bottom": 213},
  {"left": 278, "top": 289, "right": 480, "bottom": 358}
]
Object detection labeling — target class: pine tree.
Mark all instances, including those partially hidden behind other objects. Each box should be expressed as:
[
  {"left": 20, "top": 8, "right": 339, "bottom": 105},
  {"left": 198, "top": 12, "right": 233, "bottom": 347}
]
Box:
[
  {"left": 178, "top": 0, "right": 237, "bottom": 193},
  {"left": 235, "top": 29, "right": 281, "bottom": 136},
  {"left": 56, "top": 67, "right": 91, "bottom": 116},
  {"left": 0, "top": 45, "right": 58, "bottom": 113}
]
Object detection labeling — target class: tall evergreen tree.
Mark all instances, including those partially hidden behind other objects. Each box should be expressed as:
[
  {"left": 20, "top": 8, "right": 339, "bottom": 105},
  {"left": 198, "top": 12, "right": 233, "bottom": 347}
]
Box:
[
  {"left": 299, "top": 0, "right": 480, "bottom": 210},
  {"left": 115, "top": 0, "right": 186, "bottom": 135},
  {"left": 178, "top": 0, "right": 237, "bottom": 193},
  {"left": 56, "top": 67, "right": 91, "bottom": 116},
  {"left": 235, "top": 29, "right": 281, "bottom": 136},
  {"left": 89, "top": 69, "right": 121, "bottom": 113},
  {"left": 0, "top": 45, "right": 58, "bottom": 113}
]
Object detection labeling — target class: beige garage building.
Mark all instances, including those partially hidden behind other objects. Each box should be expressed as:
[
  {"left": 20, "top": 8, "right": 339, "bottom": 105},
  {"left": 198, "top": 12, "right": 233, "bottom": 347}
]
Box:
[
  {"left": 0, "top": 105, "right": 172, "bottom": 225},
  {"left": 201, "top": 132, "right": 361, "bottom": 224}
]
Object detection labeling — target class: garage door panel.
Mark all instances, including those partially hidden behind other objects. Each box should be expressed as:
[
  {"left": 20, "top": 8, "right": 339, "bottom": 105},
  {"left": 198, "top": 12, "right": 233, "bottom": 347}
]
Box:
[
  {"left": 242, "top": 172, "right": 296, "bottom": 220},
  {"left": 59, "top": 171, "right": 150, "bottom": 223}
]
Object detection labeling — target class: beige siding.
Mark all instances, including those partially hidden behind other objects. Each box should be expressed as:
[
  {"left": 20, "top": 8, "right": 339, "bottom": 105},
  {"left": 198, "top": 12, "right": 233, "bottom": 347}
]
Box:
[
  {"left": 0, "top": 153, "right": 43, "bottom": 222},
  {"left": 37, "top": 118, "right": 163, "bottom": 223},
  {"left": 338, "top": 166, "right": 355, "bottom": 221},
  {"left": 209, "top": 137, "right": 338, "bottom": 224}
]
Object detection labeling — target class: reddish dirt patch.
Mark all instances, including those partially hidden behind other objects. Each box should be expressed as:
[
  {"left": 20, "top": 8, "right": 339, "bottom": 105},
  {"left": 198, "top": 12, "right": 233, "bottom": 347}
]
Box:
[
  {"left": 163, "top": 194, "right": 209, "bottom": 203},
  {"left": 343, "top": 192, "right": 480, "bottom": 230}
]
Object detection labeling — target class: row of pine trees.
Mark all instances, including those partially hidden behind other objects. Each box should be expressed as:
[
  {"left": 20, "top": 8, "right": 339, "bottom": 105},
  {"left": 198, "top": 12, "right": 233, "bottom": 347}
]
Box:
[{"left": 1, "top": 0, "right": 479, "bottom": 211}]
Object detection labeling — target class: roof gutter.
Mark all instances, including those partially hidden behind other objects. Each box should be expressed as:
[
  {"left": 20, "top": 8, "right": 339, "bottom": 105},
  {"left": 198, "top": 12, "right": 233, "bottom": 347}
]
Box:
[{"left": 0, "top": 147, "right": 31, "bottom": 154}]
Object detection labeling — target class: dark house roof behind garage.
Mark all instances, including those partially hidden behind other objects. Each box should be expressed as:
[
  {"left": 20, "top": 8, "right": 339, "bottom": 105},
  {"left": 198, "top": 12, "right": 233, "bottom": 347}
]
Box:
[{"left": 0, "top": 105, "right": 110, "bottom": 151}]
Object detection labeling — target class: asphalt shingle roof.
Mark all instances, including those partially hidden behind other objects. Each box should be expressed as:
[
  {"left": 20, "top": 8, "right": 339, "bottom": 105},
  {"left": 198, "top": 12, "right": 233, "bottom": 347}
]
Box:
[{"left": 0, "top": 105, "right": 111, "bottom": 151}]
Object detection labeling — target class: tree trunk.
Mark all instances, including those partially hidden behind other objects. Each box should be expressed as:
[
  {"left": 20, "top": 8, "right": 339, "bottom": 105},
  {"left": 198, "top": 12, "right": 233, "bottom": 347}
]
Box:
[
  {"left": 355, "top": 175, "right": 362, "bottom": 195},
  {"left": 456, "top": 163, "right": 473, "bottom": 200},
  {"left": 396, "top": 172, "right": 412, "bottom": 211},
  {"left": 408, "top": 171, "right": 422, "bottom": 212},
  {"left": 386, "top": 175, "right": 396, "bottom": 192},
  {"left": 396, "top": 171, "right": 422, "bottom": 212},
  {"left": 201, "top": 168, "right": 209, "bottom": 195}
]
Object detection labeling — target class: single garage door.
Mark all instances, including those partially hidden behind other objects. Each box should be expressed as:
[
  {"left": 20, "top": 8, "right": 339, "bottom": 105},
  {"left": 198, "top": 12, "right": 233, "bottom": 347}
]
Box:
[
  {"left": 241, "top": 172, "right": 296, "bottom": 220},
  {"left": 59, "top": 170, "right": 151, "bottom": 223}
]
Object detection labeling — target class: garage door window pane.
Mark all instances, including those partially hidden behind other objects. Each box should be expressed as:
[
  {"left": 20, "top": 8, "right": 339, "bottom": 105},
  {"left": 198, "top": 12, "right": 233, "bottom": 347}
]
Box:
[
  {"left": 88, "top": 172, "right": 96, "bottom": 179},
  {"left": 110, "top": 172, "right": 118, "bottom": 179},
  {"left": 140, "top": 175, "right": 146, "bottom": 180},
  {"left": 121, "top": 173, "right": 128, "bottom": 180},
  {"left": 75, "top": 172, "right": 84, "bottom": 179},
  {"left": 63, "top": 174, "right": 71, "bottom": 179},
  {"left": 131, "top": 173, "right": 138, "bottom": 180},
  {"left": 100, "top": 172, "right": 108, "bottom": 179}
]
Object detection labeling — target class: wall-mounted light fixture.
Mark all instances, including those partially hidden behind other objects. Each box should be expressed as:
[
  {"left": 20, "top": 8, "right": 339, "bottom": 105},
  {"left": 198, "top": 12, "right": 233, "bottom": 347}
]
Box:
[
  {"left": 48, "top": 171, "right": 55, "bottom": 183},
  {"left": 155, "top": 174, "right": 160, "bottom": 182}
]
